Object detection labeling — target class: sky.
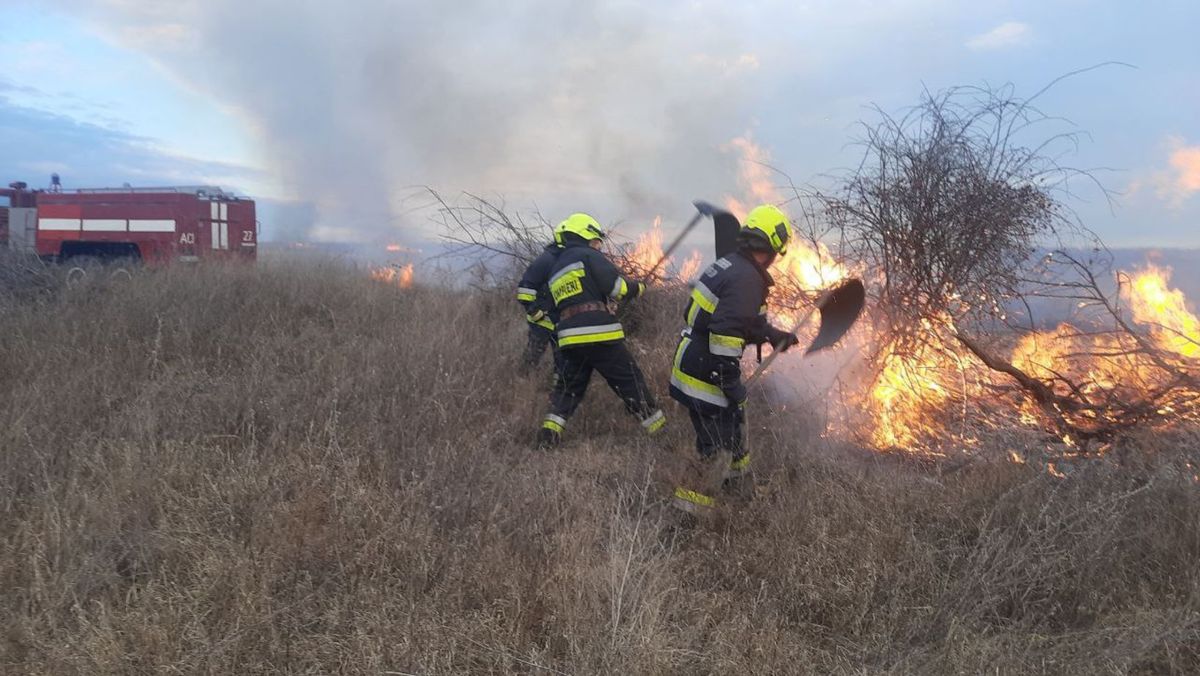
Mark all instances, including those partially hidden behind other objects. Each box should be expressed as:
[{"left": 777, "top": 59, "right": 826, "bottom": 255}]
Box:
[{"left": 1, "top": 0, "right": 1198, "bottom": 249}]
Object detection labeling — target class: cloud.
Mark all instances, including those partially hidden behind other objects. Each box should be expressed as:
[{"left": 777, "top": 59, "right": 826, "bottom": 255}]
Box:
[
  {"left": 0, "top": 78, "right": 43, "bottom": 97},
  {"left": 1151, "top": 137, "right": 1200, "bottom": 207},
  {"left": 1167, "top": 143, "right": 1200, "bottom": 197},
  {"left": 966, "top": 21, "right": 1032, "bottom": 51},
  {"left": 1126, "top": 137, "right": 1200, "bottom": 209},
  {"left": 0, "top": 95, "right": 261, "bottom": 195},
  {"left": 691, "top": 52, "right": 761, "bottom": 76}
]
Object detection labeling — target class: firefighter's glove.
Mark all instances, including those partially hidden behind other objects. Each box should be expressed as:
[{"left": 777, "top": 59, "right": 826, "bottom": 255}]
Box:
[
  {"left": 768, "top": 326, "right": 801, "bottom": 353},
  {"left": 777, "top": 332, "right": 800, "bottom": 353},
  {"left": 713, "top": 360, "right": 745, "bottom": 407},
  {"left": 723, "top": 381, "right": 747, "bottom": 413},
  {"left": 731, "top": 398, "right": 747, "bottom": 423},
  {"left": 528, "top": 309, "right": 547, "bottom": 322}
]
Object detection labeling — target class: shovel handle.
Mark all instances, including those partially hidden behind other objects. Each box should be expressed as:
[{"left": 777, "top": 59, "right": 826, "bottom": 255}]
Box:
[
  {"left": 745, "top": 287, "right": 834, "bottom": 386},
  {"left": 642, "top": 200, "right": 716, "bottom": 282}
]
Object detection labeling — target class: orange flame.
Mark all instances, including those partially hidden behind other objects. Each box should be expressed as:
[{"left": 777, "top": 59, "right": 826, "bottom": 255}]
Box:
[
  {"left": 1126, "top": 265, "right": 1200, "bottom": 359},
  {"left": 1009, "top": 266, "right": 1198, "bottom": 400},
  {"left": 722, "top": 134, "right": 848, "bottom": 298},
  {"left": 629, "top": 216, "right": 706, "bottom": 283},
  {"left": 630, "top": 216, "right": 666, "bottom": 275},
  {"left": 1011, "top": 325, "right": 1074, "bottom": 380},
  {"left": 677, "top": 250, "right": 703, "bottom": 283},
  {"left": 723, "top": 134, "right": 779, "bottom": 220},
  {"left": 862, "top": 263, "right": 1200, "bottom": 455},
  {"left": 867, "top": 323, "right": 962, "bottom": 449},
  {"left": 371, "top": 263, "right": 413, "bottom": 289}
]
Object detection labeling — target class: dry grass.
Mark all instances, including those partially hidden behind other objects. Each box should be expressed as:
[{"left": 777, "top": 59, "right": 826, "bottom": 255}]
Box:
[{"left": 1, "top": 260, "right": 1198, "bottom": 674}]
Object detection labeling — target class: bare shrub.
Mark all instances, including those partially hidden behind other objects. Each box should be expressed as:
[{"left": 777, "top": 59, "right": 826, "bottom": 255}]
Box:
[{"left": 821, "top": 77, "right": 1198, "bottom": 448}]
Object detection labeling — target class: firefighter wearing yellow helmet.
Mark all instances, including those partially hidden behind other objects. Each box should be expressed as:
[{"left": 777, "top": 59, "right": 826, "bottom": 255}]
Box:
[
  {"left": 536, "top": 213, "right": 665, "bottom": 446},
  {"left": 668, "top": 204, "right": 800, "bottom": 512}
]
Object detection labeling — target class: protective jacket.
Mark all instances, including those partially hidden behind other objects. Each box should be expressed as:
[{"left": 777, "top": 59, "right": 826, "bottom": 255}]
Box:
[
  {"left": 517, "top": 243, "right": 562, "bottom": 331},
  {"left": 548, "top": 241, "right": 644, "bottom": 348},
  {"left": 669, "top": 250, "right": 789, "bottom": 410}
]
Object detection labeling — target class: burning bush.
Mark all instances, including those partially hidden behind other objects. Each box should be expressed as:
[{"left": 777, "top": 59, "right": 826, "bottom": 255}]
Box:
[{"left": 803, "top": 81, "right": 1200, "bottom": 456}]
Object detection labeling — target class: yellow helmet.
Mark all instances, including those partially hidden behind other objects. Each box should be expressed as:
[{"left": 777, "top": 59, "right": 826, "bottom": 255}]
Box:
[
  {"left": 555, "top": 213, "right": 606, "bottom": 245},
  {"left": 740, "top": 204, "right": 791, "bottom": 256}
]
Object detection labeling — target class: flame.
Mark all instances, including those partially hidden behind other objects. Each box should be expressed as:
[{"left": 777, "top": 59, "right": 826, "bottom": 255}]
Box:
[
  {"left": 723, "top": 134, "right": 778, "bottom": 219},
  {"left": 371, "top": 263, "right": 413, "bottom": 289},
  {"left": 1008, "top": 267, "right": 1198, "bottom": 410},
  {"left": 385, "top": 243, "right": 404, "bottom": 252},
  {"left": 857, "top": 262, "right": 1200, "bottom": 456},
  {"left": 677, "top": 250, "right": 703, "bottom": 283},
  {"left": 629, "top": 216, "right": 707, "bottom": 283},
  {"left": 722, "top": 134, "right": 848, "bottom": 301},
  {"left": 1126, "top": 265, "right": 1200, "bottom": 359},
  {"left": 1011, "top": 325, "right": 1074, "bottom": 380},
  {"left": 630, "top": 216, "right": 666, "bottom": 275},
  {"left": 773, "top": 238, "right": 848, "bottom": 294},
  {"left": 867, "top": 328, "right": 961, "bottom": 448}
]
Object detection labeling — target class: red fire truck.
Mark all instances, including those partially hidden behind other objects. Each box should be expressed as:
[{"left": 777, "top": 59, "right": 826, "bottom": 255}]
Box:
[{"left": 0, "top": 180, "right": 257, "bottom": 264}]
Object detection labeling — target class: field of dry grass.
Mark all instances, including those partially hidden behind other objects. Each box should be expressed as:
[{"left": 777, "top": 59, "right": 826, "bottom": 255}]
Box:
[{"left": 2, "top": 259, "right": 1199, "bottom": 674}]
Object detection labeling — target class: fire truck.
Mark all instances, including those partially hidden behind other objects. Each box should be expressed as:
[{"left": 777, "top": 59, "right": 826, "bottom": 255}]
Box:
[{"left": 0, "top": 179, "right": 257, "bottom": 265}]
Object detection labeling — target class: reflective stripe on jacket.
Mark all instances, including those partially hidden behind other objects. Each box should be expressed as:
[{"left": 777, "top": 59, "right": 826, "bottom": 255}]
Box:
[{"left": 548, "top": 242, "right": 643, "bottom": 348}]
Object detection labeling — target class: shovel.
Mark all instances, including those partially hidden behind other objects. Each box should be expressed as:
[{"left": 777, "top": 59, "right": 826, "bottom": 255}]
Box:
[{"left": 746, "top": 277, "right": 865, "bottom": 386}]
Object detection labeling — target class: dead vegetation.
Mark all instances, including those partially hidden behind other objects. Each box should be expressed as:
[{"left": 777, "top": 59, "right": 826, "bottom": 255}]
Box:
[
  {"left": 791, "top": 79, "right": 1200, "bottom": 452},
  {"left": 1, "top": 262, "right": 1198, "bottom": 674}
]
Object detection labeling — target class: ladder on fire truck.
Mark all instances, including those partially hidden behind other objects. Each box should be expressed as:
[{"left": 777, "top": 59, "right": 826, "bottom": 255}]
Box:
[{"left": 66, "top": 186, "right": 241, "bottom": 199}]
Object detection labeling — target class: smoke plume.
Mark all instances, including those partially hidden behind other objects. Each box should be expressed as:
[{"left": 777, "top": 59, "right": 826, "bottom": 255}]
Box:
[{"left": 69, "top": 1, "right": 768, "bottom": 242}]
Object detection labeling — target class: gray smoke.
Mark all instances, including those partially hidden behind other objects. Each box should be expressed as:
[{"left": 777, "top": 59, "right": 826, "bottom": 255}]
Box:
[{"left": 68, "top": 1, "right": 769, "bottom": 242}]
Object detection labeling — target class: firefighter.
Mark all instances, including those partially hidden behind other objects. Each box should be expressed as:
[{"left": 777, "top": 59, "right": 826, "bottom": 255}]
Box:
[
  {"left": 536, "top": 213, "right": 666, "bottom": 446},
  {"left": 668, "top": 204, "right": 800, "bottom": 512},
  {"left": 516, "top": 240, "right": 563, "bottom": 373}
]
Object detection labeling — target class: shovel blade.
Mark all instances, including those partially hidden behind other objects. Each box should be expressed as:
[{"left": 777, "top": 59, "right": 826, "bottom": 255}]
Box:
[
  {"left": 806, "top": 278, "right": 866, "bottom": 354},
  {"left": 713, "top": 210, "right": 741, "bottom": 259}
]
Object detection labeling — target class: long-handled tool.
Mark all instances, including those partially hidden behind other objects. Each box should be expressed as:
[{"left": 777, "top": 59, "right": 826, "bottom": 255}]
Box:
[
  {"left": 642, "top": 200, "right": 718, "bottom": 281},
  {"left": 746, "top": 277, "right": 866, "bottom": 386}
]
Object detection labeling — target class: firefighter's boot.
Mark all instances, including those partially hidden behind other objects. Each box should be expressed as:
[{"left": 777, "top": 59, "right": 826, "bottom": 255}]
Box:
[
  {"left": 672, "top": 450, "right": 733, "bottom": 514},
  {"left": 537, "top": 414, "right": 566, "bottom": 448},
  {"left": 722, "top": 453, "right": 754, "bottom": 503},
  {"left": 640, "top": 409, "right": 666, "bottom": 435}
]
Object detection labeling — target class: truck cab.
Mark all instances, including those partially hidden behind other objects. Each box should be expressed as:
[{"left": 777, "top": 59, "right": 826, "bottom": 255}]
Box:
[{"left": 0, "top": 182, "right": 39, "bottom": 254}]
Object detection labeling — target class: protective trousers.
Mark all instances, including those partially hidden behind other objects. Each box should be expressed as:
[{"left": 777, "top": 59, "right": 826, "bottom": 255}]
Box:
[
  {"left": 539, "top": 341, "right": 663, "bottom": 443},
  {"left": 671, "top": 403, "right": 752, "bottom": 511},
  {"left": 686, "top": 405, "right": 744, "bottom": 461}
]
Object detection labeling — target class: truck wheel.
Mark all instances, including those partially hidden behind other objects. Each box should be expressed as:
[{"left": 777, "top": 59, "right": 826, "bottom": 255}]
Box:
[
  {"left": 64, "top": 256, "right": 100, "bottom": 287},
  {"left": 108, "top": 257, "right": 137, "bottom": 282}
]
